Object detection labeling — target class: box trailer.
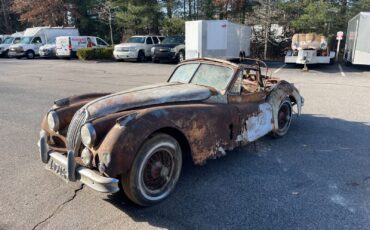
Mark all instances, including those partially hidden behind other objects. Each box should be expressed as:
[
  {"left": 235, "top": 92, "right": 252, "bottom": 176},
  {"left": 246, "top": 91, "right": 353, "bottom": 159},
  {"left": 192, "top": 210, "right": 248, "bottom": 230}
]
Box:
[
  {"left": 185, "top": 20, "right": 251, "bottom": 60},
  {"left": 344, "top": 12, "right": 370, "bottom": 65}
]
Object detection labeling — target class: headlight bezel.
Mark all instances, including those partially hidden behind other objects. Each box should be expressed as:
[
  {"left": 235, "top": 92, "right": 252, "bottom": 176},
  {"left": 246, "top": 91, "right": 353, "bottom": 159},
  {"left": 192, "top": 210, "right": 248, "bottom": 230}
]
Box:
[
  {"left": 81, "top": 123, "right": 96, "bottom": 147},
  {"left": 47, "top": 111, "right": 60, "bottom": 132}
]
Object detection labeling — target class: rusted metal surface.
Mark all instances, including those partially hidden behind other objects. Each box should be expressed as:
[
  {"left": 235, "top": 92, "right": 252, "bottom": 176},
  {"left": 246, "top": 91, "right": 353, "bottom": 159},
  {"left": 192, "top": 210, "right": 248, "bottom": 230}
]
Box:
[
  {"left": 84, "top": 83, "right": 213, "bottom": 119},
  {"left": 40, "top": 58, "right": 303, "bottom": 185}
]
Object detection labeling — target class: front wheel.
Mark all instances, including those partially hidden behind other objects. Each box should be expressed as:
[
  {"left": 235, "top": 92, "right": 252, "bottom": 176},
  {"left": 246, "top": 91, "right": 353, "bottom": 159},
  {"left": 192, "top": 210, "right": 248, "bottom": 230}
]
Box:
[
  {"left": 26, "top": 50, "right": 35, "bottom": 59},
  {"left": 122, "top": 133, "right": 182, "bottom": 206},
  {"left": 270, "top": 97, "right": 292, "bottom": 138},
  {"left": 137, "top": 51, "right": 145, "bottom": 62}
]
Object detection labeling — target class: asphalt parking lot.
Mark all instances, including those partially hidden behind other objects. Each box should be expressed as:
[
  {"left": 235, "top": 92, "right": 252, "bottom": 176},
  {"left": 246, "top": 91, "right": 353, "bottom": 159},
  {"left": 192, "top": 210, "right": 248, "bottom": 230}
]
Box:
[{"left": 0, "top": 59, "right": 370, "bottom": 230}]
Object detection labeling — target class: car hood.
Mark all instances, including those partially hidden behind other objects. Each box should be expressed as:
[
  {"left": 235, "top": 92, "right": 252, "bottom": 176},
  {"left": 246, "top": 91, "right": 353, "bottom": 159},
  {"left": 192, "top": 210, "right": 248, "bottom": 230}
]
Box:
[
  {"left": 40, "top": 44, "right": 56, "bottom": 49},
  {"left": 84, "top": 83, "right": 213, "bottom": 119},
  {"left": 115, "top": 43, "right": 144, "bottom": 48},
  {"left": 153, "top": 43, "right": 183, "bottom": 48},
  {"left": 0, "top": 44, "right": 10, "bottom": 48}
]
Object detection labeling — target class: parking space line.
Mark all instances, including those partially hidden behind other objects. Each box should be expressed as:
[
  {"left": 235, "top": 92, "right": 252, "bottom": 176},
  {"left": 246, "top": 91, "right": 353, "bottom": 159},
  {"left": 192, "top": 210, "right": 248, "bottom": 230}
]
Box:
[
  {"left": 273, "top": 64, "right": 286, "bottom": 74},
  {"left": 338, "top": 64, "right": 346, "bottom": 77}
]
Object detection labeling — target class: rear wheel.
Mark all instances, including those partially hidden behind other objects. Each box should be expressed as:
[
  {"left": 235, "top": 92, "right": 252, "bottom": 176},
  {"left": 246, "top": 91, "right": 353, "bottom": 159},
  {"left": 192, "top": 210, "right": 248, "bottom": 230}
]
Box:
[
  {"left": 270, "top": 97, "right": 292, "bottom": 137},
  {"left": 122, "top": 133, "right": 182, "bottom": 206}
]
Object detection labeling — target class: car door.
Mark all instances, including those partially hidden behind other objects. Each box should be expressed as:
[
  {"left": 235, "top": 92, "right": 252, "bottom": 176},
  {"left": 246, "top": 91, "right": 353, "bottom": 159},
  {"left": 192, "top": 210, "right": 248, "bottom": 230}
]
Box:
[
  {"left": 32, "top": 37, "right": 43, "bottom": 55},
  {"left": 144, "top": 37, "right": 153, "bottom": 56},
  {"left": 96, "top": 37, "right": 109, "bottom": 47},
  {"left": 227, "top": 69, "right": 271, "bottom": 144}
]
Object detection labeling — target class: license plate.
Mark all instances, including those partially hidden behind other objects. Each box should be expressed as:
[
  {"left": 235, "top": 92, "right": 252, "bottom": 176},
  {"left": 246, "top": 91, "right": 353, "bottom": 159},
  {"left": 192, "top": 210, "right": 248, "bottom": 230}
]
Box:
[{"left": 48, "top": 158, "right": 68, "bottom": 180}]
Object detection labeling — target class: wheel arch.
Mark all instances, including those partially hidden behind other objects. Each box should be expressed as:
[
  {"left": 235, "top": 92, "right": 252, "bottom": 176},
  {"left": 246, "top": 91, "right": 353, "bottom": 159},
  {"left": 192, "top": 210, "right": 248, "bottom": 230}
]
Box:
[
  {"left": 267, "top": 80, "right": 303, "bottom": 131},
  {"left": 149, "top": 127, "right": 192, "bottom": 160}
]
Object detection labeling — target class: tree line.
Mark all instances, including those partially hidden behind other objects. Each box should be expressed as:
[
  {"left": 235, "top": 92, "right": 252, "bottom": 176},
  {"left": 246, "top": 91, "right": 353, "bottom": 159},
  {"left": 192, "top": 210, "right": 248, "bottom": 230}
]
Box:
[{"left": 0, "top": 0, "right": 369, "bottom": 58}]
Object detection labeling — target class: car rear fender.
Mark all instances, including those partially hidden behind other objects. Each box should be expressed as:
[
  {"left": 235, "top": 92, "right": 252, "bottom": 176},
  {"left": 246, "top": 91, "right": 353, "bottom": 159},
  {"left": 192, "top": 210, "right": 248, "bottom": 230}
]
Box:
[{"left": 266, "top": 80, "right": 303, "bottom": 131}]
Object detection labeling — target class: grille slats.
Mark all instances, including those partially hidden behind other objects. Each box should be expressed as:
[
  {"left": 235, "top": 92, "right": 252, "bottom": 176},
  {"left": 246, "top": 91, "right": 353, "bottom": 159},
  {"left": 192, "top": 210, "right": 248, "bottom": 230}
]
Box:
[{"left": 67, "top": 109, "right": 88, "bottom": 152}]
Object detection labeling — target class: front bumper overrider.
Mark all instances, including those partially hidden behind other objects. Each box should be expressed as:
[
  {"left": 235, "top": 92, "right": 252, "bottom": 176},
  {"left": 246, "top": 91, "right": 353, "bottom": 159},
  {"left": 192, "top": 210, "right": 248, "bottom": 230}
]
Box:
[{"left": 38, "top": 130, "right": 119, "bottom": 193}]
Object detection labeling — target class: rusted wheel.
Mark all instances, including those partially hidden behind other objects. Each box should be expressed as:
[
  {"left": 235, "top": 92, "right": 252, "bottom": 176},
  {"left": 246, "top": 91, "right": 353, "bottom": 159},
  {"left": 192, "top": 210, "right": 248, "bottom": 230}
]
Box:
[
  {"left": 122, "top": 133, "right": 182, "bottom": 206},
  {"left": 271, "top": 97, "right": 292, "bottom": 137}
]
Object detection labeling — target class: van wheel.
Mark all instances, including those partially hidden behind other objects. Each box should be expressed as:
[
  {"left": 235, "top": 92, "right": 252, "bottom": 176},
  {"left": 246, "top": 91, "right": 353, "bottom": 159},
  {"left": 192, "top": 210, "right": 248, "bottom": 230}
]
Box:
[
  {"left": 4, "top": 50, "right": 9, "bottom": 58},
  {"left": 137, "top": 51, "right": 145, "bottom": 62},
  {"left": 122, "top": 133, "right": 182, "bottom": 206},
  {"left": 26, "top": 51, "right": 35, "bottom": 59}
]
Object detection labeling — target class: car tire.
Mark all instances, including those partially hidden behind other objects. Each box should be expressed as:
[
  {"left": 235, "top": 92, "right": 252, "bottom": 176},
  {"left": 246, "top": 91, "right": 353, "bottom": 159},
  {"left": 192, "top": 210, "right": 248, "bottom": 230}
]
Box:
[
  {"left": 4, "top": 50, "right": 9, "bottom": 58},
  {"left": 26, "top": 50, "right": 35, "bottom": 59},
  {"left": 122, "top": 133, "right": 182, "bottom": 206},
  {"left": 178, "top": 51, "right": 185, "bottom": 63},
  {"left": 137, "top": 51, "right": 145, "bottom": 62},
  {"left": 270, "top": 97, "right": 292, "bottom": 138},
  {"left": 152, "top": 58, "right": 159, "bottom": 63}
]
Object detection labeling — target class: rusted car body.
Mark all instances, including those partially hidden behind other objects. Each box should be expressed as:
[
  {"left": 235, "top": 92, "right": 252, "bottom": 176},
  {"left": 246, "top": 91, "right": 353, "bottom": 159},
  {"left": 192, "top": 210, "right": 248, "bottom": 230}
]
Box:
[{"left": 38, "top": 58, "right": 304, "bottom": 206}]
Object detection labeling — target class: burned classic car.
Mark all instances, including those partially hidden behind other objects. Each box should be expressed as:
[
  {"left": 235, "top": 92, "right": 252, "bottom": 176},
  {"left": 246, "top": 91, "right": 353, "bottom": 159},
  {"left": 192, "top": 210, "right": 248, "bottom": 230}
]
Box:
[{"left": 38, "top": 58, "right": 304, "bottom": 206}]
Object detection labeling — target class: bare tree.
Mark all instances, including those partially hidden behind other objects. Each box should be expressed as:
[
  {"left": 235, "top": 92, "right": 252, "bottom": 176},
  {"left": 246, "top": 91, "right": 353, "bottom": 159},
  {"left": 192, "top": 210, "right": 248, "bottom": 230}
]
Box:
[{"left": 96, "top": 0, "right": 116, "bottom": 45}]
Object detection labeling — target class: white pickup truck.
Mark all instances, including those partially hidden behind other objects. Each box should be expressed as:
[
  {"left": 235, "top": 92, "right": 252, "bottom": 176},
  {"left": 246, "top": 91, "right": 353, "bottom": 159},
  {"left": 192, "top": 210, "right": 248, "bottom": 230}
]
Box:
[{"left": 113, "top": 35, "right": 164, "bottom": 62}]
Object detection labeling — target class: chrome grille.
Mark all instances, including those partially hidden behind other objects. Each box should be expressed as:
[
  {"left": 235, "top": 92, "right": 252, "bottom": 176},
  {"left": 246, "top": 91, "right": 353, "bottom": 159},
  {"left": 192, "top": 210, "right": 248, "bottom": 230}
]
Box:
[{"left": 67, "top": 109, "right": 88, "bottom": 152}]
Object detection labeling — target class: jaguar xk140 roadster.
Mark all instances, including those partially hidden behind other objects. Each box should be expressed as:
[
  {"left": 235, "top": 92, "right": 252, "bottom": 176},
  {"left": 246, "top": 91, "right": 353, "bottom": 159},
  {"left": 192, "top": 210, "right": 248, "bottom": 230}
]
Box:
[{"left": 38, "top": 58, "right": 304, "bottom": 206}]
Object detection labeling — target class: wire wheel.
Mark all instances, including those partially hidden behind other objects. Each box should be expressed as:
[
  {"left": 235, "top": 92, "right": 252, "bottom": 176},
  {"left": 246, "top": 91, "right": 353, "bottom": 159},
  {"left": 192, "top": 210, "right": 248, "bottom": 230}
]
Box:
[
  {"left": 122, "top": 133, "right": 182, "bottom": 206},
  {"left": 142, "top": 149, "right": 174, "bottom": 192}
]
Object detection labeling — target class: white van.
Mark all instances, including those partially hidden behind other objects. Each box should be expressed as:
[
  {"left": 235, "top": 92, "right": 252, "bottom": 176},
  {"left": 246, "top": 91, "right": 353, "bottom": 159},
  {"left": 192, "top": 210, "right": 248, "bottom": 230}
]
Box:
[
  {"left": 0, "top": 32, "right": 23, "bottom": 57},
  {"left": 56, "top": 36, "right": 109, "bottom": 58},
  {"left": 8, "top": 27, "right": 78, "bottom": 59},
  {"left": 39, "top": 30, "right": 79, "bottom": 58}
]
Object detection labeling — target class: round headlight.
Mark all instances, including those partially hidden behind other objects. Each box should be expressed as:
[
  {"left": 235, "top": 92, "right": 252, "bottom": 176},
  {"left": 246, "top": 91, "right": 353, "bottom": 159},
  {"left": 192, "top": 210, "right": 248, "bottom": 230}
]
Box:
[
  {"left": 81, "top": 147, "right": 92, "bottom": 166},
  {"left": 81, "top": 123, "right": 96, "bottom": 147},
  {"left": 47, "top": 111, "right": 59, "bottom": 131}
]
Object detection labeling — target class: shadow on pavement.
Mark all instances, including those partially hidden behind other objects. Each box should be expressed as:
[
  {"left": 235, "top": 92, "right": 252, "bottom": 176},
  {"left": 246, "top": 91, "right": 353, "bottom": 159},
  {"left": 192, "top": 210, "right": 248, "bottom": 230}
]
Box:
[{"left": 105, "top": 114, "right": 370, "bottom": 229}]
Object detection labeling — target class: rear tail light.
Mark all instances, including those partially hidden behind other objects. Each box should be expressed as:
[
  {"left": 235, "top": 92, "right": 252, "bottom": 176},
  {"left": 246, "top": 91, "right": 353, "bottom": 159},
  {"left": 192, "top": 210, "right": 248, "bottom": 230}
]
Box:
[{"left": 68, "top": 44, "right": 72, "bottom": 50}]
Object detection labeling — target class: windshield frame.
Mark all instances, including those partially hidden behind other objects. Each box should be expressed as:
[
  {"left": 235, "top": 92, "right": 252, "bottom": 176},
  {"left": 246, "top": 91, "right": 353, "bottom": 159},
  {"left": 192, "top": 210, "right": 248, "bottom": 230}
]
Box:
[
  {"left": 19, "top": 36, "right": 34, "bottom": 44},
  {"left": 168, "top": 62, "right": 236, "bottom": 93},
  {"left": 162, "top": 36, "right": 185, "bottom": 44},
  {"left": 2, "top": 37, "right": 13, "bottom": 44}
]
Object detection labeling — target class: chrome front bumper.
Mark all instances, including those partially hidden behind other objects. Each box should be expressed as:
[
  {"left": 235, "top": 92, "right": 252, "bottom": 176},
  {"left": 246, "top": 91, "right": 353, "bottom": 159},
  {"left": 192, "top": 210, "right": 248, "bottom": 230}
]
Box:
[{"left": 38, "top": 131, "right": 119, "bottom": 193}]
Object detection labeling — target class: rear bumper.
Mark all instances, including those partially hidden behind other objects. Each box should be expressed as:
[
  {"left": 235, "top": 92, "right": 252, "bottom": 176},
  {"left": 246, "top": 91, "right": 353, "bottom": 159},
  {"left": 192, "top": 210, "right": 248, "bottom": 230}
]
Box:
[{"left": 38, "top": 130, "right": 119, "bottom": 193}]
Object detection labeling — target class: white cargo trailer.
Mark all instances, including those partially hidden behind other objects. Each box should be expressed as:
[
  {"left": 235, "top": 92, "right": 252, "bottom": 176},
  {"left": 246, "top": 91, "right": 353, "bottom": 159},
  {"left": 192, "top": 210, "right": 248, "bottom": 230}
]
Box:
[
  {"left": 185, "top": 20, "right": 251, "bottom": 60},
  {"left": 344, "top": 12, "right": 370, "bottom": 65}
]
